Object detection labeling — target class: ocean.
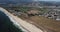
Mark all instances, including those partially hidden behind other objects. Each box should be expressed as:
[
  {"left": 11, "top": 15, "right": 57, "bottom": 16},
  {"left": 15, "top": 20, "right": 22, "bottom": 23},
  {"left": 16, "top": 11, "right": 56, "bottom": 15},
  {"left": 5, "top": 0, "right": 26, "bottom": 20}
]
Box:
[{"left": 0, "top": 11, "right": 23, "bottom": 32}]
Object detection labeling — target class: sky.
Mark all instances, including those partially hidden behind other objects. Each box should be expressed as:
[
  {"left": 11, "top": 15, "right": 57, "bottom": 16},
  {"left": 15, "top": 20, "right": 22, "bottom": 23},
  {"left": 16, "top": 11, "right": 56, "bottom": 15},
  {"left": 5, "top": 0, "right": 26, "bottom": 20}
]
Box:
[{"left": 34, "top": 0, "right": 60, "bottom": 1}]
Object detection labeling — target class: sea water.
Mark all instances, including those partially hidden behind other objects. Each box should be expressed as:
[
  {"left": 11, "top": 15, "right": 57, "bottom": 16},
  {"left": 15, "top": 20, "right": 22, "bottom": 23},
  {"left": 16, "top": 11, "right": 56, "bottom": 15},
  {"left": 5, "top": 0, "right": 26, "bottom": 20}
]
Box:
[{"left": 0, "top": 11, "right": 23, "bottom": 32}]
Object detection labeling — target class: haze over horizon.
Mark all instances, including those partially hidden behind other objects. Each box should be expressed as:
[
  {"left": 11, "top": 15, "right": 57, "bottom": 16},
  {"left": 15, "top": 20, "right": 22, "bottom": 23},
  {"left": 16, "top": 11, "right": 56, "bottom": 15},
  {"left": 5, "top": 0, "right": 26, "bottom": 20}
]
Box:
[
  {"left": 0, "top": 0, "right": 60, "bottom": 4},
  {"left": 34, "top": 0, "right": 60, "bottom": 1},
  {"left": 0, "top": 0, "right": 60, "bottom": 2}
]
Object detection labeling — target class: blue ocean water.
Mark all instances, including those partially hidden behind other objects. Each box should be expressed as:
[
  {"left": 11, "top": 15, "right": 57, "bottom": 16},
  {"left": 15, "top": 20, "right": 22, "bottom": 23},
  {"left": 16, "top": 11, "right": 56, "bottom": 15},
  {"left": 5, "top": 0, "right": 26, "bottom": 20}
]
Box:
[{"left": 0, "top": 11, "right": 23, "bottom": 32}]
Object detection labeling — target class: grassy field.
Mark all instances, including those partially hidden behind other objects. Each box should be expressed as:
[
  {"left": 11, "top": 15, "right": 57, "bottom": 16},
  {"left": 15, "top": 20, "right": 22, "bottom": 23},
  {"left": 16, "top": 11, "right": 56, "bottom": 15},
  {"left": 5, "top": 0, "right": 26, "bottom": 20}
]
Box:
[
  {"left": 5, "top": 6, "right": 60, "bottom": 32},
  {"left": 19, "top": 16, "right": 60, "bottom": 32},
  {"left": 5, "top": 6, "right": 48, "bottom": 14}
]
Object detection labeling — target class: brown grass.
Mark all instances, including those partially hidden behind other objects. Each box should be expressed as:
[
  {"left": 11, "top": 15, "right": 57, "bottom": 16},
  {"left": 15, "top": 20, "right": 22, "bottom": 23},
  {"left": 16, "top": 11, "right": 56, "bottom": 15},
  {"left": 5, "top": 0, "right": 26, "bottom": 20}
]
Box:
[{"left": 19, "top": 16, "right": 60, "bottom": 32}]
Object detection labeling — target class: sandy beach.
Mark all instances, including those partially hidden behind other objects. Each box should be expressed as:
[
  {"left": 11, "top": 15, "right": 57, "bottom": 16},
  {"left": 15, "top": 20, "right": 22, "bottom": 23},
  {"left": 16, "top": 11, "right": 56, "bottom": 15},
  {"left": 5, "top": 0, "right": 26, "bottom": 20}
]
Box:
[{"left": 0, "top": 7, "right": 43, "bottom": 32}]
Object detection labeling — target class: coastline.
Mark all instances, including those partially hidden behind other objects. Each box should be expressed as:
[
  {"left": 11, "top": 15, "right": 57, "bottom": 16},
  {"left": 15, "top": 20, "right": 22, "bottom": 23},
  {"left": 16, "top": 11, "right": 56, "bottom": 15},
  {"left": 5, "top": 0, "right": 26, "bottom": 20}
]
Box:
[{"left": 0, "top": 7, "right": 43, "bottom": 32}]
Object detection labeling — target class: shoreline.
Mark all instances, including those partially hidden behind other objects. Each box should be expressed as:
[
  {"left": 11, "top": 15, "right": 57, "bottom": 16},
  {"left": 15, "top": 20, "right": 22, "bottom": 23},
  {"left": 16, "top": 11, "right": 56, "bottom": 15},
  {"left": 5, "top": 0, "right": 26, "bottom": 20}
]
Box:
[{"left": 0, "top": 7, "right": 43, "bottom": 32}]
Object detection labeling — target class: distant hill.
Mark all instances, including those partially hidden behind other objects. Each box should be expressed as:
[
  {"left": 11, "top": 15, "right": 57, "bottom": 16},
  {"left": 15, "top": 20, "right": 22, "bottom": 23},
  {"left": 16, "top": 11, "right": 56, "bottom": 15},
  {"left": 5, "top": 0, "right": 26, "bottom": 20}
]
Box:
[
  {"left": 0, "top": 0, "right": 60, "bottom": 6},
  {"left": 39, "top": 1, "right": 60, "bottom": 6}
]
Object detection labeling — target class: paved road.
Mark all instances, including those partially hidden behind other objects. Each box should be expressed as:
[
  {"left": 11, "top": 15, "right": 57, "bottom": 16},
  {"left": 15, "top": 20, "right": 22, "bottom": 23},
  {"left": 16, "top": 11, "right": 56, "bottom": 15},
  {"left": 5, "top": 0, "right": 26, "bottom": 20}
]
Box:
[{"left": 0, "top": 7, "right": 43, "bottom": 32}]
